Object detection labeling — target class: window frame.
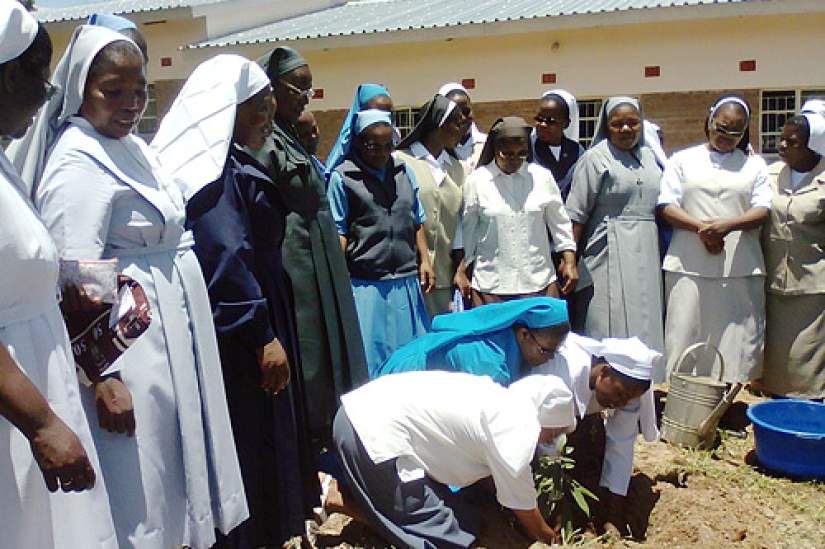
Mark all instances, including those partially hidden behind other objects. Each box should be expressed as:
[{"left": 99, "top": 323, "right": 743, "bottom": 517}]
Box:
[
  {"left": 577, "top": 98, "right": 604, "bottom": 149},
  {"left": 759, "top": 88, "right": 825, "bottom": 156},
  {"left": 137, "top": 83, "right": 158, "bottom": 138},
  {"left": 393, "top": 106, "right": 422, "bottom": 140}
]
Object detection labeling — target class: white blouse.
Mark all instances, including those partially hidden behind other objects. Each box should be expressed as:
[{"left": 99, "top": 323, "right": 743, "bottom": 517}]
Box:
[
  {"left": 342, "top": 371, "right": 543, "bottom": 511},
  {"left": 463, "top": 162, "right": 575, "bottom": 294},
  {"left": 657, "top": 145, "right": 772, "bottom": 209}
]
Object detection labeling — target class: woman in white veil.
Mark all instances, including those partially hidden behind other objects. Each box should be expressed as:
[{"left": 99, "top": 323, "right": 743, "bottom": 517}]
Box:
[{"left": 11, "top": 25, "right": 248, "bottom": 549}]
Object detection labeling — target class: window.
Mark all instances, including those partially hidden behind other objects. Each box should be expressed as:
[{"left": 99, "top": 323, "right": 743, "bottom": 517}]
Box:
[
  {"left": 137, "top": 83, "right": 158, "bottom": 137},
  {"left": 760, "top": 89, "right": 825, "bottom": 154},
  {"left": 577, "top": 99, "right": 603, "bottom": 149},
  {"left": 393, "top": 107, "right": 422, "bottom": 140}
]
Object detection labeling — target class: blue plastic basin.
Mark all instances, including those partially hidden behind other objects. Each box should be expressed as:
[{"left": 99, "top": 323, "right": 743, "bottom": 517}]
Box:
[{"left": 746, "top": 400, "right": 825, "bottom": 479}]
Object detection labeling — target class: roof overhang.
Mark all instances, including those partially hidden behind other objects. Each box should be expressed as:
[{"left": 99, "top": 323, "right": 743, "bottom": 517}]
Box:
[{"left": 187, "top": 0, "right": 824, "bottom": 51}]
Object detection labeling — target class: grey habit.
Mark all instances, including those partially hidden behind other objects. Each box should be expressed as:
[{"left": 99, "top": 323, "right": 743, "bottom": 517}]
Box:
[{"left": 565, "top": 97, "right": 665, "bottom": 365}]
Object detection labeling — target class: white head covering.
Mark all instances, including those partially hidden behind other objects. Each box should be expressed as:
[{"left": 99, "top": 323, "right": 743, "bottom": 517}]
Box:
[
  {"left": 508, "top": 374, "right": 576, "bottom": 429},
  {"left": 436, "top": 82, "right": 487, "bottom": 160},
  {"left": 709, "top": 95, "right": 750, "bottom": 121},
  {"left": 644, "top": 120, "right": 668, "bottom": 167},
  {"left": 598, "top": 337, "right": 662, "bottom": 382},
  {"left": 801, "top": 99, "right": 825, "bottom": 118},
  {"left": 481, "top": 374, "right": 575, "bottom": 477},
  {"left": 0, "top": 0, "right": 38, "bottom": 65},
  {"left": 541, "top": 89, "right": 579, "bottom": 141},
  {"left": 591, "top": 96, "right": 644, "bottom": 148},
  {"left": 802, "top": 112, "right": 825, "bottom": 157},
  {"left": 7, "top": 25, "right": 137, "bottom": 198},
  {"left": 437, "top": 81, "right": 466, "bottom": 99},
  {"left": 151, "top": 54, "right": 270, "bottom": 201}
]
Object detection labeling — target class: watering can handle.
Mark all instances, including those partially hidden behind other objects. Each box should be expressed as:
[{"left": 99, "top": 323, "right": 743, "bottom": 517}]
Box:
[{"left": 673, "top": 341, "right": 726, "bottom": 382}]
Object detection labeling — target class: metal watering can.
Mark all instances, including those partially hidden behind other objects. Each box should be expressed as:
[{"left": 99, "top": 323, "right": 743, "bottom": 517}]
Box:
[{"left": 661, "top": 342, "right": 743, "bottom": 450}]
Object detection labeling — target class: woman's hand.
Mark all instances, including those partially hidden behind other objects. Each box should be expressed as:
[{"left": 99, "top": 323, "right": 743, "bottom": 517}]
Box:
[
  {"left": 419, "top": 260, "right": 436, "bottom": 294},
  {"left": 453, "top": 266, "right": 471, "bottom": 300},
  {"left": 30, "top": 415, "right": 96, "bottom": 492},
  {"left": 698, "top": 219, "right": 730, "bottom": 255},
  {"left": 94, "top": 376, "right": 135, "bottom": 436},
  {"left": 257, "top": 338, "right": 290, "bottom": 394},
  {"left": 557, "top": 251, "right": 579, "bottom": 295}
]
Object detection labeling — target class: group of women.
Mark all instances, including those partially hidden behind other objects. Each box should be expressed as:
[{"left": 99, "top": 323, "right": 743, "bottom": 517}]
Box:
[{"left": 1, "top": 1, "right": 823, "bottom": 548}]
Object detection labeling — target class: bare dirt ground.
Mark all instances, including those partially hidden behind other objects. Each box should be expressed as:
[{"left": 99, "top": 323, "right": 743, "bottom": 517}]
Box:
[{"left": 311, "top": 391, "right": 825, "bottom": 548}]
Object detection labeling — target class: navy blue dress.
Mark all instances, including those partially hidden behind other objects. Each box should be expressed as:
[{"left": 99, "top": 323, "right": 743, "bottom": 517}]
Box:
[{"left": 186, "top": 146, "right": 319, "bottom": 547}]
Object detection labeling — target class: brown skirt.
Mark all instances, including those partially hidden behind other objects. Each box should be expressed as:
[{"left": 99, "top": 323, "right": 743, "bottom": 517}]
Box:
[{"left": 761, "top": 291, "right": 825, "bottom": 398}]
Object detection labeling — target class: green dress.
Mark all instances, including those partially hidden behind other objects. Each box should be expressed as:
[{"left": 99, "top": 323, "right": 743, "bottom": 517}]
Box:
[{"left": 250, "top": 116, "right": 368, "bottom": 444}]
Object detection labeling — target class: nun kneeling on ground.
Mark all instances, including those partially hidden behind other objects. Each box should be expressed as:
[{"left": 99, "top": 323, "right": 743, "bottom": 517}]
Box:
[{"left": 327, "top": 370, "right": 577, "bottom": 548}]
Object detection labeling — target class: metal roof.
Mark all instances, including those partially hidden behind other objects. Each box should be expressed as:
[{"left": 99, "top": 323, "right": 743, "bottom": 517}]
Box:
[
  {"left": 35, "top": 0, "right": 223, "bottom": 23},
  {"left": 190, "top": 0, "right": 752, "bottom": 48}
]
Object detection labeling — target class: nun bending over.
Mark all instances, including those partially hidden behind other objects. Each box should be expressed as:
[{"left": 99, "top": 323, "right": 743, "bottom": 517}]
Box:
[
  {"left": 152, "top": 55, "right": 321, "bottom": 547},
  {"left": 375, "top": 297, "right": 570, "bottom": 385},
  {"left": 250, "top": 47, "right": 368, "bottom": 444},
  {"left": 11, "top": 26, "right": 247, "bottom": 548},
  {"left": 0, "top": 5, "right": 116, "bottom": 547},
  {"left": 327, "top": 109, "right": 433, "bottom": 376},
  {"left": 455, "top": 116, "right": 578, "bottom": 306},
  {"left": 531, "top": 89, "right": 585, "bottom": 199},
  {"left": 330, "top": 371, "right": 576, "bottom": 548},
  {"left": 396, "top": 94, "right": 467, "bottom": 317},
  {"left": 566, "top": 97, "right": 665, "bottom": 360},
  {"left": 658, "top": 96, "right": 770, "bottom": 383},
  {"left": 533, "top": 334, "right": 661, "bottom": 537}
]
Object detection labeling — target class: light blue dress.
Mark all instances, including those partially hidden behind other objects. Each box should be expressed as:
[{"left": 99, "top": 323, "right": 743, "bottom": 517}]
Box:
[
  {"left": 328, "top": 158, "right": 431, "bottom": 376},
  {"left": 35, "top": 117, "right": 248, "bottom": 549}
]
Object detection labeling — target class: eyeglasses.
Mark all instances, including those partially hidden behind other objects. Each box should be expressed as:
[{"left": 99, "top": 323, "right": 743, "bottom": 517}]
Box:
[
  {"left": 278, "top": 79, "right": 314, "bottom": 100},
  {"left": 362, "top": 141, "right": 394, "bottom": 153},
  {"left": 527, "top": 330, "right": 556, "bottom": 357},
  {"left": 608, "top": 120, "right": 642, "bottom": 131},
  {"left": 534, "top": 115, "right": 562, "bottom": 126},
  {"left": 497, "top": 150, "right": 529, "bottom": 161},
  {"left": 709, "top": 121, "right": 746, "bottom": 139}
]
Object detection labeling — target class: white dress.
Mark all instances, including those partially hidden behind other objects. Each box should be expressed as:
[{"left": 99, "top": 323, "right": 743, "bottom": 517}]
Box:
[
  {"left": 36, "top": 118, "right": 248, "bottom": 549},
  {"left": 0, "top": 151, "right": 117, "bottom": 549},
  {"left": 658, "top": 145, "right": 771, "bottom": 383}
]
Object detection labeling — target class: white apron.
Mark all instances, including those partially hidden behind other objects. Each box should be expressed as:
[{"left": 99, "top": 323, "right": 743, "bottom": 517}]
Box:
[
  {"left": 36, "top": 119, "right": 248, "bottom": 549},
  {"left": 0, "top": 151, "right": 117, "bottom": 549}
]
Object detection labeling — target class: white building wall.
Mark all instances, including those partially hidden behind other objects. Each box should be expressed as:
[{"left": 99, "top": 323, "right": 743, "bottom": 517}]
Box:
[{"left": 174, "top": 11, "right": 825, "bottom": 109}]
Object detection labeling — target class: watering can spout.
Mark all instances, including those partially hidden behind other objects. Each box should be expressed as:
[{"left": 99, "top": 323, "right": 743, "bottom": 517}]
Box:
[{"left": 697, "top": 382, "right": 743, "bottom": 441}]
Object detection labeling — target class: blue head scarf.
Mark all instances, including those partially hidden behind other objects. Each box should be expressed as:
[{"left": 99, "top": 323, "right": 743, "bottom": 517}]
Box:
[
  {"left": 324, "top": 83, "right": 391, "bottom": 179},
  {"left": 355, "top": 109, "right": 392, "bottom": 135},
  {"left": 88, "top": 13, "right": 137, "bottom": 31},
  {"left": 375, "top": 297, "right": 569, "bottom": 380}
]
